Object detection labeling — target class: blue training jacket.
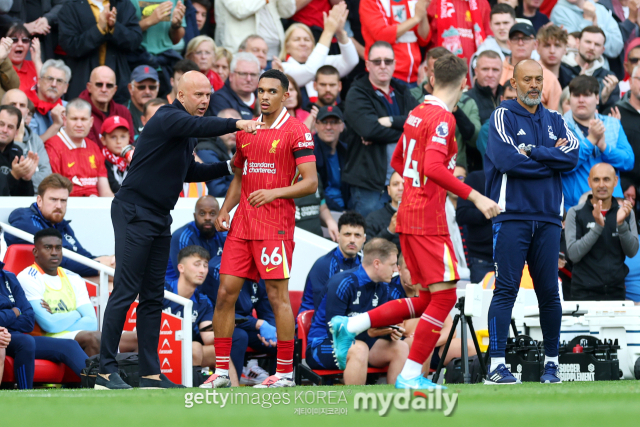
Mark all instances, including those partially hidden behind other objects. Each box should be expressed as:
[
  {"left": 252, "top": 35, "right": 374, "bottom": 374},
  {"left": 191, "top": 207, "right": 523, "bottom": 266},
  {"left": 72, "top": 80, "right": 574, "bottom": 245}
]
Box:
[
  {"left": 307, "top": 265, "right": 389, "bottom": 348},
  {"left": 0, "top": 262, "right": 35, "bottom": 333},
  {"left": 7, "top": 203, "right": 98, "bottom": 277},
  {"left": 485, "top": 100, "right": 580, "bottom": 226},
  {"left": 166, "top": 221, "right": 226, "bottom": 283},
  {"left": 561, "top": 112, "right": 634, "bottom": 209},
  {"left": 298, "top": 246, "right": 361, "bottom": 315}
]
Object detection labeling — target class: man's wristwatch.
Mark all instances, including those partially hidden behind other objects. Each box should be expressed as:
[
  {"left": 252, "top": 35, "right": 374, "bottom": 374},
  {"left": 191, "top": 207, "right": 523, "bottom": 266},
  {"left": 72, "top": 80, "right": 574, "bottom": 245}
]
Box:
[{"left": 518, "top": 143, "right": 533, "bottom": 157}]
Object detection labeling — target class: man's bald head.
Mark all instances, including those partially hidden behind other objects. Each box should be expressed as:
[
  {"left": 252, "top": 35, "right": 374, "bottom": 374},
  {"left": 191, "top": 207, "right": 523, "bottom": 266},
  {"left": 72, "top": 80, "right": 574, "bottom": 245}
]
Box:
[
  {"left": 88, "top": 66, "right": 117, "bottom": 109},
  {"left": 90, "top": 66, "right": 116, "bottom": 82},
  {"left": 193, "top": 195, "right": 219, "bottom": 237},
  {"left": 589, "top": 162, "right": 618, "bottom": 202},
  {"left": 1, "top": 89, "right": 29, "bottom": 120},
  {"left": 177, "top": 71, "right": 212, "bottom": 116},
  {"left": 513, "top": 59, "right": 542, "bottom": 80}
]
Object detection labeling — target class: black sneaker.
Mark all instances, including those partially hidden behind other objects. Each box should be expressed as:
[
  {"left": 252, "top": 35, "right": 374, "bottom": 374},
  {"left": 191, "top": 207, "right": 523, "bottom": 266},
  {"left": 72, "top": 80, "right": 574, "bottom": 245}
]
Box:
[
  {"left": 95, "top": 372, "right": 132, "bottom": 390},
  {"left": 139, "top": 374, "right": 186, "bottom": 389}
]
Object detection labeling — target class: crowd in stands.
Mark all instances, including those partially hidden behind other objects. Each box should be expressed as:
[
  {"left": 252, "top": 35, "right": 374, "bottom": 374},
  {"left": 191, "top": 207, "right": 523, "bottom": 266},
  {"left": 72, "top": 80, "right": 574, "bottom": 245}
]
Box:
[{"left": 3, "top": 0, "right": 640, "bottom": 388}]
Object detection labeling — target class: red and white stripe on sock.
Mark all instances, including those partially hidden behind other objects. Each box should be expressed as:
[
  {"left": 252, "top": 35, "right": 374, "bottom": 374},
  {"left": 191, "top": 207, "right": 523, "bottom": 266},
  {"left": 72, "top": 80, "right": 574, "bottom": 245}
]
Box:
[
  {"left": 214, "top": 337, "right": 232, "bottom": 375},
  {"left": 275, "top": 339, "right": 294, "bottom": 379}
]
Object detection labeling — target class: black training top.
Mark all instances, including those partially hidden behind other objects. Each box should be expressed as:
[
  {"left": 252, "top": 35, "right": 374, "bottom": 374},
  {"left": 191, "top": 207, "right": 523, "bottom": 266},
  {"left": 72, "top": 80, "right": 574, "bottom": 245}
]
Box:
[{"left": 116, "top": 100, "right": 238, "bottom": 215}]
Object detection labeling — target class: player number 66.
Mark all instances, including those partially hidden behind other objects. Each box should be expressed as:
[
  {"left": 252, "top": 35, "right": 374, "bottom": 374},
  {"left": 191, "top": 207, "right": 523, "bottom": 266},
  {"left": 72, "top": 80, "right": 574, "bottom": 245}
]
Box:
[{"left": 261, "top": 247, "right": 283, "bottom": 266}]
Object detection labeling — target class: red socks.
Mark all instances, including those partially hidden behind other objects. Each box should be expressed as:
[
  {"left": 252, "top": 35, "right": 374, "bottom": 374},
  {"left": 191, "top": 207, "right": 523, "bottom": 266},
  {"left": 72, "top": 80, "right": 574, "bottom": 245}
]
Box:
[
  {"left": 368, "top": 290, "right": 432, "bottom": 328},
  {"left": 276, "top": 339, "right": 295, "bottom": 375},
  {"left": 407, "top": 288, "right": 457, "bottom": 364},
  {"left": 214, "top": 337, "right": 232, "bottom": 370}
]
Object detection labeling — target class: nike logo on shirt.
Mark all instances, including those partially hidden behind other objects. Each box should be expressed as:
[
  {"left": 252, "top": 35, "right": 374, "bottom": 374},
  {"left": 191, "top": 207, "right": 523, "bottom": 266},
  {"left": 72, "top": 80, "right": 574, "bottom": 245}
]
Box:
[{"left": 68, "top": 162, "right": 75, "bottom": 168}]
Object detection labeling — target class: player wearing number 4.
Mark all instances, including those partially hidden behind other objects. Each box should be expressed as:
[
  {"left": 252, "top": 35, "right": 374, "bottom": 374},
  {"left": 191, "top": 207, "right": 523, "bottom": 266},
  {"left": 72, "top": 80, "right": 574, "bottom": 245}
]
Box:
[
  {"left": 202, "top": 69, "right": 318, "bottom": 389},
  {"left": 331, "top": 55, "right": 501, "bottom": 390}
]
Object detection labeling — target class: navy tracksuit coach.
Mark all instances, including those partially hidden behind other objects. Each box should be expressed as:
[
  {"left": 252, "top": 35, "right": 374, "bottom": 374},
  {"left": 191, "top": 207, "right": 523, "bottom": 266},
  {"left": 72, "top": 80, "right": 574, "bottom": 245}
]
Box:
[
  {"left": 99, "top": 100, "right": 238, "bottom": 378},
  {"left": 485, "top": 99, "right": 579, "bottom": 360}
]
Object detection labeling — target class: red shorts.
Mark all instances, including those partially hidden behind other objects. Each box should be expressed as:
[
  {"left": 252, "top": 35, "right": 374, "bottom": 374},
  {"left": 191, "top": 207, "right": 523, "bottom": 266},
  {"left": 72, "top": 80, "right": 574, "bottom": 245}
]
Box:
[
  {"left": 220, "top": 236, "right": 295, "bottom": 282},
  {"left": 400, "top": 233, "right": 460, "bottom": 288}
]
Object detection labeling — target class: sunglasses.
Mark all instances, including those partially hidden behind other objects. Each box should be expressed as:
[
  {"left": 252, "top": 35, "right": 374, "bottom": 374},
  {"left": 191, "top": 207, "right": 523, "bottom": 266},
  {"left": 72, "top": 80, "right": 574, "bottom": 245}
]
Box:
[
  {"left": 10, "top": 37, "right": 31, "bottom": 44},
  {"left": 629, "top": 57, "right": 640, "bottom": 64},
  {"left": 368, "top": 58, "right": 395, "bottom": 66},
  {"left": 135, "top": 84, "right": 158, "bottom": 91},
  {"left": 93, "top": 82, "right": 115, "bottom": 89}
]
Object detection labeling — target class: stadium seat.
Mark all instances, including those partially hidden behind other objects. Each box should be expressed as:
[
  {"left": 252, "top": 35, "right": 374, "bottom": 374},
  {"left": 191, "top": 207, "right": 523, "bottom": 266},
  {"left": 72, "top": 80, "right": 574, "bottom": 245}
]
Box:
[
  {"left": 1, "top": 356, "right": 80, "bottom": 386},
  {"left": 3, "top": 244, "right": 35, "bottom": 274},
  {"left": 289, "top": 290, "right": 302, "bottom": 319},
  {"left": 294, "top": 310, "right": 387, "bottom": 385}
]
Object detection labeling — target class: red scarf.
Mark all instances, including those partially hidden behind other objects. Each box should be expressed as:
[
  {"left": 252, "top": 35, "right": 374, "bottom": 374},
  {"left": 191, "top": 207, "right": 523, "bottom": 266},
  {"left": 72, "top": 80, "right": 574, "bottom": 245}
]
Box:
[
  {"left": 206, "top": 69, "right": 224, "bottom": 92},
  {"left": 102, "top": 147, "right": 127, "bottom": 173},
  {"left": 436, "top": 0, "right": 486, "bottom": 57},
  {"left": 26, "top": 85, "right": 63, "bottom": 115}
]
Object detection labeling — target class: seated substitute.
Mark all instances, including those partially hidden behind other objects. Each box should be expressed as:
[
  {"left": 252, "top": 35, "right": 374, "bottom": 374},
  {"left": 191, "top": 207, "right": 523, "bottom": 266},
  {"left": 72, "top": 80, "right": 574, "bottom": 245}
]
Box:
[
  {"left": 566, "top": 162, "right": 639, "bottom": 300},
  {"left": 7, "top": 174, "right": 116, "bottom": 278},
  {"left": 305, "top": 238, "right": 408, "bottom": 385},
  {"left": 298, "top": 211, "right": 366, "bottom": 314},
  {"left": 162, "top": 246, "right": 244, "bottom": 385},
  {"left": 0, "top": 260, "right": 87, "bottom": 389},
  {"left": 17, "top": 229, "right": 100, "bottom": 356}
]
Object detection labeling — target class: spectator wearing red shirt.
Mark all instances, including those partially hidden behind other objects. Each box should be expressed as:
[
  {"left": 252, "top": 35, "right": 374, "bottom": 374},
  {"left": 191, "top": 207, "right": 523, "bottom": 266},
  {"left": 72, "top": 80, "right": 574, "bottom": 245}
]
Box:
[
  {"left": 6, "top": 24, "right": 41, "bottom": 95},
  {"left": 45, "top": 98, "right": 112, "bottom": 197},
  {"left": 428, "top": 0, "right": 492, "bottom": 65},
  {"left": 360, "top": 0, "right": 431, "bottom": 85},
  {"left": 292, "top": 0, "right": 333, "bottom": 42},
  {"left": 78, "top": 66, "right": 135, "bottom": 146}
]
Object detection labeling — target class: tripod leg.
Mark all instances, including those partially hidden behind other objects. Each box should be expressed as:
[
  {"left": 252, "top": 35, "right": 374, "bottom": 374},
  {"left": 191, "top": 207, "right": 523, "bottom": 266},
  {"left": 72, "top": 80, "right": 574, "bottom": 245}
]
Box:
[
  {"left": 432, "top": 314, "right": 460, "bottom": 384},
  {"left": 466, "top": 317, "right": 487, "bottom": 379},
  {"left": 461, "top": 315, "right": 470, "bottom": 384}
]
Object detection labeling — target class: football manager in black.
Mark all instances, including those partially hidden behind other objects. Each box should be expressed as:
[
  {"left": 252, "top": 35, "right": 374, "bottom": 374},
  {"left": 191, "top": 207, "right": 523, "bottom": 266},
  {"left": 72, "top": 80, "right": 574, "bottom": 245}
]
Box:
[{"left": 95, "top": 71, "right": 262, "bottom": 389}]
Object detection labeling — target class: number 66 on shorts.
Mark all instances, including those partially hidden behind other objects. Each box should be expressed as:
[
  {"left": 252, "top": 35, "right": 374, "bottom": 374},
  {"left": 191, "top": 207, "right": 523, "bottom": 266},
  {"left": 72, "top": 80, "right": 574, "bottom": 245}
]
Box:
[{"left": 220, "top": 236, "right": 296, "bottom": 282}]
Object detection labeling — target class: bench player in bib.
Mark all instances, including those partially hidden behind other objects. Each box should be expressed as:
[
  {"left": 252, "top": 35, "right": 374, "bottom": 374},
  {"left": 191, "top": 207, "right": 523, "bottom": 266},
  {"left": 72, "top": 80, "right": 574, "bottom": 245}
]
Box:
[
  {"left": 330, "top": 56, "right": 501, "bottom": 389},
  {"left": 201, "top": 69, "right": 318, "bottom": 389}
]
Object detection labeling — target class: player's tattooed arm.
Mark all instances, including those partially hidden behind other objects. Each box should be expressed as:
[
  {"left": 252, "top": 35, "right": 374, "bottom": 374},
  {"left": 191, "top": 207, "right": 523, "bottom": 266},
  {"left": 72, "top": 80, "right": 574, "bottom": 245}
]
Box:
[
  {"left": 247, "top": 162, "right": 318, "bottom": 208},
  {"left": 215, "top": 168, "right": 243, "bottom": 231}
]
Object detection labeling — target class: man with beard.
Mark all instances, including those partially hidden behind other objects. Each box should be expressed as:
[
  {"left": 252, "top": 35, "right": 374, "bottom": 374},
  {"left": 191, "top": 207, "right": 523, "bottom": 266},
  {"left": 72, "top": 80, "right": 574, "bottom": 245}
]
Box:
[
  {"left": 560, "top": 26, "right": 620, "bottom": 111},
  {"left": 485, "top": 59, "right": 579, "bottom": 384},
  {"left": 307, "top": 66, "right": 342, "bottom": 110},
  {"left": 166, "top": 195, "right": 226, "bottom": 284}
]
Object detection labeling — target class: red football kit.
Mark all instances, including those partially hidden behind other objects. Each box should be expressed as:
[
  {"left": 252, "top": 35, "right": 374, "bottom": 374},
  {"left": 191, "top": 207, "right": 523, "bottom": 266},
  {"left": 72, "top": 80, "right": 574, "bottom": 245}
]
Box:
[
  {"left": 220, "top": 108, "right": 316, "bottom": 282},
  {"left": 45, "top": 129, "right": 107, "bottom": 197},
  {"left": 390, "top": 95, "right": 473, "bottom": 286}
]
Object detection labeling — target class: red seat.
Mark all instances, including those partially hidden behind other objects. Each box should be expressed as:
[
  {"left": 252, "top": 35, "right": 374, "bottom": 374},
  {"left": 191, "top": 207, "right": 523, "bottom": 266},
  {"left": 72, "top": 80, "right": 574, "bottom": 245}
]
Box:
[
  {"left": 1, "top": 356, "right": 80, "bottom": 385},
  {"left": 3, "top": 244, "right": 35, "bottom": 274},
  {"left": 289, "top": 290, "right": 302, "bottom": 318},
  {"left": 294, "top": 310, "right": 387, "bottom": 385}
]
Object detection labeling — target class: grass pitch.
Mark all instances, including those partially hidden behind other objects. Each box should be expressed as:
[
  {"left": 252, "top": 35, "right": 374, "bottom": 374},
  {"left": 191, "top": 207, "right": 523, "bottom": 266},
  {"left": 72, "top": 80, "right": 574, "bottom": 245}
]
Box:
[{"left": 1, "top": 381, "right": 639, "bottom": 427}]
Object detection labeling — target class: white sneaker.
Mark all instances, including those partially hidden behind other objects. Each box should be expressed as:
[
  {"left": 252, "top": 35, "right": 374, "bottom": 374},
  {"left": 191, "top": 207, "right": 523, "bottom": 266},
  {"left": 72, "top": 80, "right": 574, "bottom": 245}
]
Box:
[
  {"left": 253, "top": 374, "right": 295, "bottom": 388},
  {"left": 240, "top": 363, "right": 270, "bottom": 386},
  {"left": 199, "top": 373, "right": 231, "bottom": 388}
]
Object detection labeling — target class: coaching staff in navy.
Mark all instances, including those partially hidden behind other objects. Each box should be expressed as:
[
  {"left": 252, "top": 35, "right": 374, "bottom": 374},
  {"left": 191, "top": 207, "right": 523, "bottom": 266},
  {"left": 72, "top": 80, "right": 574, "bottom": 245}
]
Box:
[
  {"left": 484, "top": 59, "right": 579, "bottom": 385},
  {"left": 96, "top": 72, "right": 262, "bottom": 389}
]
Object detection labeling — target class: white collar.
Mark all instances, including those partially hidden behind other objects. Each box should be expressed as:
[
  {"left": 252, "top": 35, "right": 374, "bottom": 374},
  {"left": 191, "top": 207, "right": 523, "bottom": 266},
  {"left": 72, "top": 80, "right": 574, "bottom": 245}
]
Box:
[
  {"left": 423, "top": 94, "right": 450, "bottom": 112},
  {"left": 257, "top": 107, "right": 290, "bottom": 129},
  {"left": 58, "top": 128, "right": 87, "bottom": 150}
]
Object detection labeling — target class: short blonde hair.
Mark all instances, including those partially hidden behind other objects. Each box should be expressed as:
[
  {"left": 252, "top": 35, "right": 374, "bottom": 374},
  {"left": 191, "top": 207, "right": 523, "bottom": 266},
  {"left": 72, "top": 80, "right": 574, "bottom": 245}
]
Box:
[
  {"left": 280, "top": 23, "right": 315, "bottom": 61},
  {"left": 185, "top": 36, "right": 217, "bottom": 62},
  {"left": 215, "top": 47, "right": 233, "bottom": 64}
]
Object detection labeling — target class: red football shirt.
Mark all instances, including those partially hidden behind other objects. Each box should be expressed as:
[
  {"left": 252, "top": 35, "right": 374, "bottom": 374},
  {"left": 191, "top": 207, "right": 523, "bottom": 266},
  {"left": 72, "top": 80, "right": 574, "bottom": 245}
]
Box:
[
  {"left": 14, "top": 60, "right": 38, "bottom": 94},
  {"left": 231, "top": 108, "right": 315, "bottom": 241},
  {"left": 45, "top": 129, "right": 107, "bottom": 197},
  {"left": 391, "top": 95, "right": 464, "bottom": 236}
]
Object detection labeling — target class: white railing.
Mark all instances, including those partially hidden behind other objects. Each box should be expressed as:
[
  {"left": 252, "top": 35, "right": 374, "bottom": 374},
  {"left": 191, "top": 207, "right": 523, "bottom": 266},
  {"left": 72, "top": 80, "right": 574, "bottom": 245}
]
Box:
[{"left": 0, "top": 222, "right": 193, "bottom": 387}]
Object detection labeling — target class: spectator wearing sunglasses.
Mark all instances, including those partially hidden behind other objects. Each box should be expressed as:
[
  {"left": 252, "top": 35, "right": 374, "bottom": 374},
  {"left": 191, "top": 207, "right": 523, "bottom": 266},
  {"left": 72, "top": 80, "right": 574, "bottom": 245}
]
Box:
[
  {"left": 5, "top": 24, "right": 36, "bottom": 95},
  {"left": 127, "top": 65, "right": 160, "bottom": 137},
  {"left": 78, "top": 66, "right": 135, "bottom": 146},
  {"left": 618, "top": 40, "right": 640, "bottom": 99},
  {"left": 58, "top": 0, "right": 143, "bottom": 104}
]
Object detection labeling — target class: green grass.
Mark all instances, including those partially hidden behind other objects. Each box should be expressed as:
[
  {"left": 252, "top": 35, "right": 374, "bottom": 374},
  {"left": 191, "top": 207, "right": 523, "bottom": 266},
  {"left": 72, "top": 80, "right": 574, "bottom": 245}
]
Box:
[{"left": 1, "top": 381, "right": 639, "bottom": 427}]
